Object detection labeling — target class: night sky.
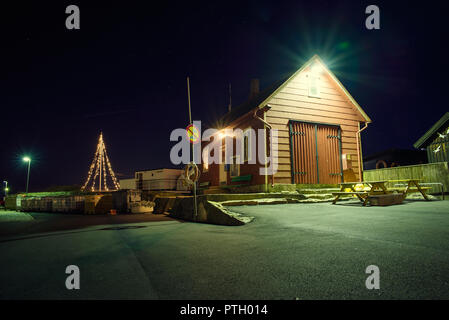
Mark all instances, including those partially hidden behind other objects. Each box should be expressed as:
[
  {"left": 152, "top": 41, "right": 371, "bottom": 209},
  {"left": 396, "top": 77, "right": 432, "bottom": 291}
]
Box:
[{"left": 1, "top": 1, "right": 448, "bottom": 192}]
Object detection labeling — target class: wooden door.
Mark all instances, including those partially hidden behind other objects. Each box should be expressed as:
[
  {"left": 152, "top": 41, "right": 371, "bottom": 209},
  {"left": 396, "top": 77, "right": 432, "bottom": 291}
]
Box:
[
  {"left": 289, "top": 121, "right": 342, "bottom": 184},
  {"left": 316, "top": 125, "right": 343, "bottom": 184}
]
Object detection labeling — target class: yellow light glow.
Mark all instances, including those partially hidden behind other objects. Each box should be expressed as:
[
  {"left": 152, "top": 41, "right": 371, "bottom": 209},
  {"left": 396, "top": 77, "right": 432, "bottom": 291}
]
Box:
[
  {"left": 219, "top": 130, "right": 234, "bottom": 139},
  {"left": 311, "top": 63, "right": 323, "bottom": 75},
  {"left": 81, "top": 132, "right": 120, "bottom": 192}
]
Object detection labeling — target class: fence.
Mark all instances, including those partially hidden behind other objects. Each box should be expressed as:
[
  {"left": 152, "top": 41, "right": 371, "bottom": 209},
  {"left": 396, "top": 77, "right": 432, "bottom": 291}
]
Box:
[{"left": 363, "top": 161, "right": 449, "bottom": 194}]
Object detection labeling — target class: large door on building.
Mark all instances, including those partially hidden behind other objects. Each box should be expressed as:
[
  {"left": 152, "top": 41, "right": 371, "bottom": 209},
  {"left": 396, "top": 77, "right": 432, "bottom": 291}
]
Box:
[{"left": 289, "top": 121, "right": 343, "bottom": 184}]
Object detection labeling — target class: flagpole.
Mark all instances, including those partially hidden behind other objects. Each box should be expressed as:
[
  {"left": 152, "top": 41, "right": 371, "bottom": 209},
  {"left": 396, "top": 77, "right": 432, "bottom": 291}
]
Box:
[{"left": 187, "top": 77, "right": 198, "bottom": 220}]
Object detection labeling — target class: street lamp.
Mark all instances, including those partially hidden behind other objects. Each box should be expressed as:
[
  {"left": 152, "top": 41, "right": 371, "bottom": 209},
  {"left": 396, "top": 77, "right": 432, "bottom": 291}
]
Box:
[
  {"left": 2, "top": 181, "right": 8, "bottom": 197},
  {"left": 23, "top": 157, "right": 31, "bottom": 193}
]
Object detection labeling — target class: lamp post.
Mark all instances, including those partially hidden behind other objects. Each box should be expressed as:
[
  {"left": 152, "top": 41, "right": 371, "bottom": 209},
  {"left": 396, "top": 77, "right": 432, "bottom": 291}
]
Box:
[
  {"left": 23, "top": 157, "right": 31, "bottom": 193},
  {"left": 3, "top": 181, "right": 8, "bottom": 196}
]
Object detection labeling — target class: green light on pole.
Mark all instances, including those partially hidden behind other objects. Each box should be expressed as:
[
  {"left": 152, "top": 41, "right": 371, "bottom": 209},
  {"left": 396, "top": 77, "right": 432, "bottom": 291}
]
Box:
[{"left": 23, "top": 157, "right": 31, "bottom": 193}]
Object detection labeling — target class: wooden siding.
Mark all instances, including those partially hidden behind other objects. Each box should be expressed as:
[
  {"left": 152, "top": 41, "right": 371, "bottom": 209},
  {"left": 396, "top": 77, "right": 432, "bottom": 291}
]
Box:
[
  {"left": 199, "top": 114, "right": 268, "bottom": 186},
  {"left": 267, "top": 66, "right": 364, "bottom": 183},
  {"left": 289, "top": 121, "right": 342, "bottom": 184}
]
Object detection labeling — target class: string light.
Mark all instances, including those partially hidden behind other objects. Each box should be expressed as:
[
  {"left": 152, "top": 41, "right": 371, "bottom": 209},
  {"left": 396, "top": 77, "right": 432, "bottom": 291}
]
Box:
[{"left": 81, "top": 132, "right": 120, "bottom": 192}]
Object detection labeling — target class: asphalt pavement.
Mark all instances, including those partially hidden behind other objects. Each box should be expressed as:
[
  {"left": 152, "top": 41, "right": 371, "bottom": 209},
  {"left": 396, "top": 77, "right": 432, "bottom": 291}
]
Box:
[{"left": 1, "top": 199, "right": 448, "bottom": 299}]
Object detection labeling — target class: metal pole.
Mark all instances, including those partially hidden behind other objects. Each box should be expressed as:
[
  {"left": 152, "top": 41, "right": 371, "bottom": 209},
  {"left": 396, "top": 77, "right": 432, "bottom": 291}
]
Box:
[
  {"left": 99, "top": 151, "right": 102, "bottom": 192},
  {"left": 187, "top": 77, "right": 192, "bottom": 125},
  {"left": 25, "top": 161, "right": 30, "bottom": 193},
  {"left": 187, "top": 77, "right": 198, "bottom": 221}
]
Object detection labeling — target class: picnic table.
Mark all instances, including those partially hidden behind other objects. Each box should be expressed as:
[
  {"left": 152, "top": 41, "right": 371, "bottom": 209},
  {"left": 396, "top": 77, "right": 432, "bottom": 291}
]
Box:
[
  {"left": 387, "top": 179, "right": 431, "bottom": 201},
  {"left": 332, "top": 179, "right": 433, "bottom": 205},
  {"left": 332, "top": 180, "right": 389, "bottom": 206}
]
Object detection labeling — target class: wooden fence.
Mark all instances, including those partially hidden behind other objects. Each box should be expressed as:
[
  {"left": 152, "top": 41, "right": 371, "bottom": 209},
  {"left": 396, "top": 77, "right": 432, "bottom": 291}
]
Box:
[{"left": 363, "top": 162, "right": 449, "bottom": 194}]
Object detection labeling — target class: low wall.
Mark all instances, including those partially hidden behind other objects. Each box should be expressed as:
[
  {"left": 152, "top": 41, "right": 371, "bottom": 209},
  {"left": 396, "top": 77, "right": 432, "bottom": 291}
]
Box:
[{"left": 363, "top": 162, "right": 449, "bottom": 194}]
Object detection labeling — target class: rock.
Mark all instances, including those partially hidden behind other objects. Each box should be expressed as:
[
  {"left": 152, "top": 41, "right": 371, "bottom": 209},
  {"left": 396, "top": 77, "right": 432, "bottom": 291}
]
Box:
[{"left": 169, "top": 196, "right": 253, "bottom": 226}]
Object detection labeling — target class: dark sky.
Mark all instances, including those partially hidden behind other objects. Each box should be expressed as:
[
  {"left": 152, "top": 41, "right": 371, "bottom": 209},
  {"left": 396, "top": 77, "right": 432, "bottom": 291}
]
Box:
[{"left": 1, "top": 0, "right": 448, "bottom": 192}]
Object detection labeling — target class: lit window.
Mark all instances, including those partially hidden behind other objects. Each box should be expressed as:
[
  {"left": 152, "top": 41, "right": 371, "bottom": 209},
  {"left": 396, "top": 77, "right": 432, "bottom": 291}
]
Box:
[{"left": 202, "top": 146, "right": 209, "bottom": 172}]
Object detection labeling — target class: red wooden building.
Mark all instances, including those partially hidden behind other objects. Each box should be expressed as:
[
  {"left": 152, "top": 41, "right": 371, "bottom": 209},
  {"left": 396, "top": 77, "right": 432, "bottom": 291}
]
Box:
[{"left": 199, "top": 55, "right": 371, "bottom": 190}]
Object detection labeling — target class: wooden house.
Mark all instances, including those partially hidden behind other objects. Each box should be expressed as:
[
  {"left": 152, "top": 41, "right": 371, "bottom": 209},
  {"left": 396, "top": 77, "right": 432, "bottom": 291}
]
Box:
[
  {"left": 414, "top": 112, "right": 449, "bottom": 163},
  {"left": 199, "top": 55, "right": 372, "bottom": 189}
]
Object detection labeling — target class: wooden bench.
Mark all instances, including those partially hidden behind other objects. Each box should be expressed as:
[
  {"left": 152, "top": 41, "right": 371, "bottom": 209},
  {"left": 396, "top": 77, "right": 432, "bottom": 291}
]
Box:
[
  {"left": 395, "top": 182, "right": 444, "bottom": 199},
  {"left": 388, "top": 187, "right": 432, "bottom": 192},
  {"left": 387, "top": 179, "right": 431, "bottom": 201},
  {"left": 199, "top": 181, "right": 211, "bottom": 188},
  {"left": 332, "top": 191, "right": 369, "bottom": 204},
  {"left": 332, "top": 192, "right": 369, "bottom": 196},
  {"left": 222, "top": 175, "right": 253, "bottom": 189}
]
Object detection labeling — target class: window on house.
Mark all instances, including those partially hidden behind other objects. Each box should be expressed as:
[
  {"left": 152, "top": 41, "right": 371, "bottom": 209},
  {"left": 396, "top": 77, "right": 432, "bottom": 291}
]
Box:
[
  {"left": 308, "top": 74, "right": 320, "bottom": 98},
  {"left": 230, "top": 155, "right": 240, "bottom": 177},
  {"left": 308, "top": 65, "right": 321, "bottom": 98},
  {"left": 243, "top": 128, "right": 252, "bottom": 163},
  {"left": 202, "top": 146, "right": 209, "bottom": 172}
]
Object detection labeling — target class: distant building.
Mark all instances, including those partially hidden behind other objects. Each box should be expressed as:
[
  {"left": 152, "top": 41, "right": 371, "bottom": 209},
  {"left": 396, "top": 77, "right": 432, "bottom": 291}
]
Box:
[
  {"left": 414, "top": 112, "right": 449, "bottom": 163},
  {"left": 119, "top": 169, "right": 185, "bottom": 191},
  {"left": 135, "top": 168, "right": 183, "bottom": 191},
  {"left": 119, "top": 178, "right": 136, "bottom": 190},
  {"left": 363, "top": 148, "right": 427, "bottom": 170}
]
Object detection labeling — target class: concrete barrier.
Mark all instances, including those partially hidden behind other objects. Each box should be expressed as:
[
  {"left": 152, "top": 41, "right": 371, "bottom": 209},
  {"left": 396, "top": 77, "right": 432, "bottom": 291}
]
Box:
[{"left": 169, "top": 196, "right": 253, "bottom": 226}]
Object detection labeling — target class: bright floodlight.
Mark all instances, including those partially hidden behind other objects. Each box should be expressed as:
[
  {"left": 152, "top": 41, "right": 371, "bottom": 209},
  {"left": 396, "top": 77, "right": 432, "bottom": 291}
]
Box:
[
  {"left": 311, "top": 63, "right": 323, "bottom": 74},
  {"left": 23, "top": 157, "right": 31, "bottom": 162}
]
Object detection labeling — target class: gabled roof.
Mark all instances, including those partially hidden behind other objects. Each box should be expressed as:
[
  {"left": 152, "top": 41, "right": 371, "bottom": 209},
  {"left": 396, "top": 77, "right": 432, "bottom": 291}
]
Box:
[
  {"left": 413, "top": 112, "right": 449, "bottom": 149},
  {"left": 220, "top": 54, "right": 371, "bottom": 126}
]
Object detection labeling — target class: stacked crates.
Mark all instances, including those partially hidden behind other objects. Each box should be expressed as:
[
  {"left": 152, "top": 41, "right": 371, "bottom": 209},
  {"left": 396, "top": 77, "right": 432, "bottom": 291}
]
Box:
[
  {"left": 21, "top": 198, "right": 31, "bottom": 212},
  {"left": 111, "top": 190, "right": 142, "bottom": 213},
  {"left": 64, "top": 196, "right": 85, "bottom": 213},
  {"left": 5, "top": 196, "right": 17, "bottom": 210},
  {"left": 8, "top": 192, "right": 126, "bottom": 215},
  {"left": 84, "top": 194, "right": 113, "bottom": 214},
  {"left": 39, "top": 197, "right": 53, "bottom": 212},
  {"left": 73, "top": 195, "right": 85, "bottom": 213},
  {"left": 52, "top": 197, "right": 67, "bottom": 213}
]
